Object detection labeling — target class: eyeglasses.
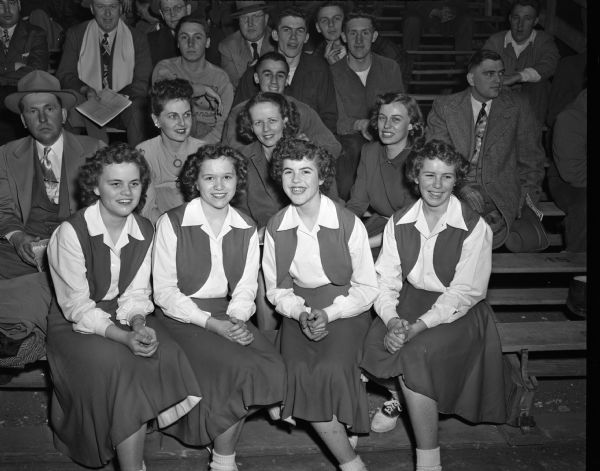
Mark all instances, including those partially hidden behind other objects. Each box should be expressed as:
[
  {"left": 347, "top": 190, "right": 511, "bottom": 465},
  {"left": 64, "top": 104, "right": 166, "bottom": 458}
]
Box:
[
  {"left": 240, "top": 12, "right": 265, "bottom": 25},
  {"left": 0, "top": 0, "right": 19, "bottom": 10},
  {"left": 161, "top": 4, "right": 186, "bottom": 17}
]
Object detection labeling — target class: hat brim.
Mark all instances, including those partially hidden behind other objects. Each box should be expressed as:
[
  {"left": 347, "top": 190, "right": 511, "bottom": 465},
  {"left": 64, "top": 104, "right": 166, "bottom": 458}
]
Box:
[
  {"left": 4, "top": 90, "right": 79, "bottom": 115},
  {"left": 231, "top": 4, "right": 270, "bottom": 18}
]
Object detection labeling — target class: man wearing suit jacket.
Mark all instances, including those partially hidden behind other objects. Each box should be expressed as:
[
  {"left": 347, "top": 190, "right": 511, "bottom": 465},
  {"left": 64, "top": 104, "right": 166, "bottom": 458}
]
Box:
[
  {"left": 426, "top": 49, "right": 545, "bottom": 250},
  {"left": 56, "top": 0, "right": 152, "bottom": 146},
  {"left": 218, "top": 1, "right": 273, "bottom": 88},
  {"left": 0, "top": 70, "right": 104, "bottom": 279},
  {"left": 147, "top": 0, "right": 190, "bottom": 67},
  {"left": 0, "top": 70, "right": 104, "bottom": 364}
]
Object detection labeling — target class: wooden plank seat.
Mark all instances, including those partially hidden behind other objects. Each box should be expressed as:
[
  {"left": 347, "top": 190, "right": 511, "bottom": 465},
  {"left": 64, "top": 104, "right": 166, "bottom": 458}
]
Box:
[
  {"left": 487, "top": 287, "right": 569, "bottom": 306},
  {"left": 491, "top": 252, "right": 586, "bottom": 274},
  {"left": 497, "top": 321, "right": 587, "bottom": 430}
]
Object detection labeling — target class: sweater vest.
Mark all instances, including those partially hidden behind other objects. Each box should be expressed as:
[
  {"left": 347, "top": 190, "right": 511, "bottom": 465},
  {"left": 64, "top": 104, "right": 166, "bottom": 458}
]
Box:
[
  {"left": 266, "top": 202, "right": 355, "bottom": 289},
  {"left": 24, "top": 151, "right": 70, "bottom": 238},
  {"left": 167, "top": 203, "right": 256, "bottom": 296},
  {"left": 393, "top": 200, "right": 480, "bottom": 287},
  {"left": 68, "top": 209, "right": 154, "bottom": 302}
]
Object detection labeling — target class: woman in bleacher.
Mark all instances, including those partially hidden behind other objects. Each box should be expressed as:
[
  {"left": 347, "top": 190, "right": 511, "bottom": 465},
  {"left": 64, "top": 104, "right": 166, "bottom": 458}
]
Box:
[
  {"left": 137, "top": 78, "right": 207, "bottom": 224},
  {"left": 345, "top": 92, "right": 423, "bottom": 256},
  {"left": 151, "top": 144, "right": 286, "bottom": 471},
  {"left": 360, "top": 140, "right": 507, "bottom": 471},
  {"left": 262, "top": 138, "right": 379, "bottom": 471},
  {"left": 45, "top": 144, "right": 201, "bottom": 471}
]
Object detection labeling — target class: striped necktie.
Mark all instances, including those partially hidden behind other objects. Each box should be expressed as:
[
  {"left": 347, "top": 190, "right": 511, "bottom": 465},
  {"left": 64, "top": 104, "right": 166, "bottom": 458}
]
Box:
[
  {"left": 251, "top": 42, "right": 259, "bottom": 62},
  {"left": 101, "top": 33, "right": 111, "bottom": 89},
  {"left": 471, "top": 102, "right": 487, "bottom": 166},
  {"left": 40, "top": 147, "right": 59, "bottom": 204},
  {"left": 2, "top": 28, "right": 10, "bottom": 54}
]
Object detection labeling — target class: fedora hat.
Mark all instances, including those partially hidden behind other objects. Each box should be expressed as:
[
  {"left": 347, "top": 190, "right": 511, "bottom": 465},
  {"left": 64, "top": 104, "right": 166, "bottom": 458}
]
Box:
[
  {"left": 231, "top": 1, "right": 269, "bottom": 18},
  {"left": 4, "top": 70, "right": 79, "bottom": 114}
]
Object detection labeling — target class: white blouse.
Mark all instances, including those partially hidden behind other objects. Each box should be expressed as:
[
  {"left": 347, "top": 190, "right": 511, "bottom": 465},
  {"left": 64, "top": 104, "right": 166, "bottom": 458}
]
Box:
[
  {"left": 374, "top": 195, "right": 493, "bottom": 328},
  {"left": 152, "top": 199, "right": 259, "bottom": 327},
  {"left": 47, "top": 201, "right": 154, "bottom": 336},
  {"left": 262, "top": 195, "right": 379, "bottom": 322}
]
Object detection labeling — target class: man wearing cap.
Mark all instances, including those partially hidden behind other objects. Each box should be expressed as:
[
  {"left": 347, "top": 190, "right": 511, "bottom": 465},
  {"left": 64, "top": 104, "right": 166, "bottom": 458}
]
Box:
[
  {"left": 218, "top": 1, "right": 273, "bottom": 88},
  {"left": 56, "top": 0, "right": 152, "bottom": 147},
  {"left": 0, "top": 70, "right": 104, "bottom": 366},
  {"left": 0, "top": 0, "right": 49, "bottom": 144}
]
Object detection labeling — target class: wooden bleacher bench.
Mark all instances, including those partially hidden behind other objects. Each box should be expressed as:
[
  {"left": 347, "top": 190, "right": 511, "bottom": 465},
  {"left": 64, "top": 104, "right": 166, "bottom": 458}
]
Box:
[{"left": 488, "top": 247, "right": 586, "bottom": 432}]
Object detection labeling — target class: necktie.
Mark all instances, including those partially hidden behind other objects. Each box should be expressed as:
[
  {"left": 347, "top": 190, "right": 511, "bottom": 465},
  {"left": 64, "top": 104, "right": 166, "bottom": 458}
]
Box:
[
  {"left": 101, "top": 33, "right": 111, "bottom": 89},
  {"left": 40, "top": 147, "right": 59, "bottom": 204},
  {"left": 471, "top": 102, "right": 487, "bottom": 166},
  {"left": 2, "top": 28, "right": 9, "bottom": 54},
  {"left": 250, "top": 42, "right": 259, "bottom": 62}
]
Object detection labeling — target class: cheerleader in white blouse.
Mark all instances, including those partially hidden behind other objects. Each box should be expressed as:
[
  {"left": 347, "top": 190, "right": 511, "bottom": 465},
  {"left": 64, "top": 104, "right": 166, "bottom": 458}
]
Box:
[
  {"left": 46, "top": 144, "right": 201, "bottom": 471},
  {"left": 152, "top": 144, "right": 286, "bottom": 471},
  {"left": 262, "top": 138, "right": 379, "bottom": 471},
  {"left": 361, "top": 140, "right": 507, "bottom": 471}
]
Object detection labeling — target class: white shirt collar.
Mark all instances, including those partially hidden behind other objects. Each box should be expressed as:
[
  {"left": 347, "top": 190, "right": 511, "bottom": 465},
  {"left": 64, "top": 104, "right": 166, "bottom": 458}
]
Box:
[
  {"left": 2, "top": 24, "right": 17, "bottom": 37},
  {"left": 277, "top": 194, "right": 339, "bottom": 231},
  {"left": 469, "top": 95, "right": 493, "bottom": 123},
  {"left": 36, "top": 133, "right": 64, "bottom": 170},
  {"left": 504, "top": 29, "right": 537, "bottom": 49},
  {"left": 181, "top": 198, "right": 251, "bottom": 230},
  {"left": 246, "top": 36, "right": 264, "bottom": 52},
  {"left": 85, "top": 200, "right": 145, "bottom": 248},
  {"left": 98, "top": 26, "right": 117, "bottom": 44},
  {"left": 397, "top": 195, "right": 468, "bottom": 233}
]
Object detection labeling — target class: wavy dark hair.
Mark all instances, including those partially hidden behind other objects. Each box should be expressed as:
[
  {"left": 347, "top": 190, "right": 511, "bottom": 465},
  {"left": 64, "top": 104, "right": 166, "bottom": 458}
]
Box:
[
  {"left": 273, "top": 5, "right": 309, "bottom": 29},
  {"left": 150, "top": 78, "right": 194, "bottom": 116},
  {"left": 237, "top": 92, "right": 300, "bottom": 143},
  {"left": 175, "top": 13, "right": 210, "bottom": 39},
  {"left": 179, "top": 144, "right": 248, "bottom": 202},
  {"left": 369, "top": 92, "right": 425, "bottom": 148},
  {"left": 405, "top": 139, "right": 469, "bottom": 194},
  {"left": 270, "top": 137, "right": 336, "bottom": 194},
  {"left": 78, "top": 143, "right": 151, "bottom": 212},
  {"left": 343, "top": 9, "right": 377, "bottom": 32}
]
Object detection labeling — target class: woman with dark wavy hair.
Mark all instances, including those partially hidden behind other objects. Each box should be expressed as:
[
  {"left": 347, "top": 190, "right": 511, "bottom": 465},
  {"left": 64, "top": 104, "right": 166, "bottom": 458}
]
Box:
[
  {"left": 152, "top": 144, "right": 286, "bottom": 471},
  {"left": 346, "top": 92, "right": 425, "bottom": 254},
  {"left": 234, "top": 91, "right": 301, "bottom": 228},
  {"left": 263, "top": 137, "right": 378, "bottom": 471},
  {"left": 137, "top": 78, "right": 208, "bottom": 224},
  {"left": 361, "top": 140, "right": 506, "bottom": 471},
  {"left": 46, "top": 143, "right": 201, "bottom": 470}
]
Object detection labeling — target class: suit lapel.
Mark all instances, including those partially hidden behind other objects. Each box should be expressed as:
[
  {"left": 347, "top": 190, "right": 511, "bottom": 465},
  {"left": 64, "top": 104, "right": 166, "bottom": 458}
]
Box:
[
  {"left": 62, "top": 132, "right": 85, "bottom": 214},
  {"left": 7, "top": 138, "right": 36, "bottom": 224},
  {"left": 447, "top": 90, "right": 474, "bottom": 159},
  {"left": 483, "top": 93, "right": 515, "bottom": 153}
]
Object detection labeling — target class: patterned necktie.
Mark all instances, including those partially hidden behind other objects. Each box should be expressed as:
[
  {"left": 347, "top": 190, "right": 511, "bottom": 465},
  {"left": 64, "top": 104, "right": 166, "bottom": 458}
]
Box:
[
  {"left": 101, "top": 33, "right": 111, "bottom": 89},
  {"left": 2, "top": 28, "right": 10, "bottom": 54},
  {"left": 251, "top": 42, "right": 259, "bottom": 62},
  {"left": 471, "top": 102, "right": 487, "bottom": 165},
  {"left": 40, "top": 147, "right": 59, "bottom": 204}
]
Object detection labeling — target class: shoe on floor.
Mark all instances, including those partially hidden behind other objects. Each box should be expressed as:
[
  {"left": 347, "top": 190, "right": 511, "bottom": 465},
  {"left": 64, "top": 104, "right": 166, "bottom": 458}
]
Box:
[{"left": 371, "top": 398, "right": 402, "bottom": 433}]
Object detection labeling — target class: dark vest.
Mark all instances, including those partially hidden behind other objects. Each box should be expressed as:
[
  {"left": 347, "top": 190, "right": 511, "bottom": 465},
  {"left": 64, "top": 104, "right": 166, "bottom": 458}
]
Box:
[
  {"left": 68, "top": 209, "right": 154, "bottom": 302},
  {"left": 167, "top": 203, "right": 256, "bottom": 297},
  {"left": 266, "top": 201, "right": 356, "bottom": 289},
  {"left": 23, "top": 151, "right": 70, "bottom": 238},
  {"left": 393, "top": 200, "right": 480, "bottom": 287}
]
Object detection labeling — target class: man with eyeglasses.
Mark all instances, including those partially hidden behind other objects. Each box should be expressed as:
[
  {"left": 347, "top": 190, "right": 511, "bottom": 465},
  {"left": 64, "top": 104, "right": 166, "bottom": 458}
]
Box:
[
  {"left": 218, "top": 1, "right": 273, "bottom": 88},
  {"left": 56, "top": 0, "right": 152, "bottom": 147},
  {"left": 0, "top": 0, "right": 49, "bottom": 144},
  {"left": 147, "top": 0, "right": 191, "bottom": 67}
]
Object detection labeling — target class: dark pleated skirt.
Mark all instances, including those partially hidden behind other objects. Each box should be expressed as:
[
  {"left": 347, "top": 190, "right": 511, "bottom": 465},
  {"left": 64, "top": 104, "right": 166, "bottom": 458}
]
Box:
[
  {"left": 157, "top": 298, "right": 286, "bottom": 446},
  {"left": 46, "top": 299, "right": 202, "bottom": 468},
  {"left": 360, "top": 283, "right": 507, "bottom": 424},
  {"left": 277, "top": 283, "right": 372, "bottom": 433}
]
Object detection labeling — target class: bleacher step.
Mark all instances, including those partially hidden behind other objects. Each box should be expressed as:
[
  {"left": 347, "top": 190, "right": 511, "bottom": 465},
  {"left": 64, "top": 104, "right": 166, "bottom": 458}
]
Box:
[
  {"left": 491, "top": 252, "right": 586, "bottom": 274},
  {"left": 497, "top": 321, "right": 587, "bottom": 352},
  {"left": 487, "top": 288, "right": 569, "bottom": 305}
]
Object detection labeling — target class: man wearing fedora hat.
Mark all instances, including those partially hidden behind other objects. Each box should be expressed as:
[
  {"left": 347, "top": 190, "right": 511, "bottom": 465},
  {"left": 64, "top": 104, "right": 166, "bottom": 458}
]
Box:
[
  {"left": 218, "top": 1, "right": 273, "bottom": 88},
  {"left": 0, "top": 70, "right": 104, "bottom": 366},
  {"left": 0, "top": 70, "right": 104, "bottom": 279}
]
